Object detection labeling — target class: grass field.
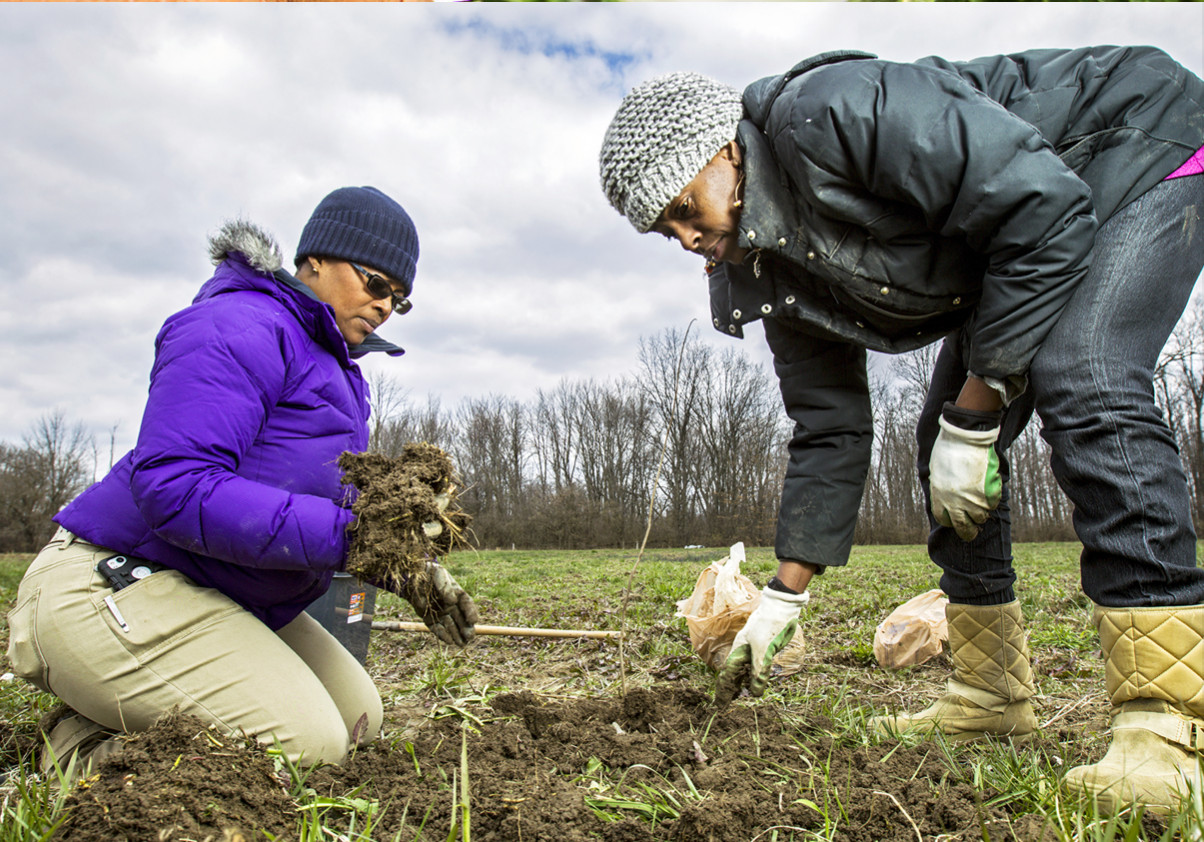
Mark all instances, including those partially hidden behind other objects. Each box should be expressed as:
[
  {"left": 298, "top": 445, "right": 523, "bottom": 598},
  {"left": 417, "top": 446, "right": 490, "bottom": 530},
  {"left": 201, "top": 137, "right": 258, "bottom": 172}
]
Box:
[{"left": 0, "top": 543, "right": 1200, "bottom": 840}]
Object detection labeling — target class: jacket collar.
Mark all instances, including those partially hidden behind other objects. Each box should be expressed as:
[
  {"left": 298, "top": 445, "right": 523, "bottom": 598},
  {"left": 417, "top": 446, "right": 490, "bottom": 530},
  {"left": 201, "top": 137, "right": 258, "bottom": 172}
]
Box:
[
  {"left": 270, "top": 268, "right": 405, "bottom": 360},
  {"left": 734, "top": 120, "right": 800, "bottom": 259},
  {"left": 715, "top": 52, "right": 879, "bottom": 337},
  {"left": 731, "top": 52, "right": 876, "bottom": 262},
  {"left": 204, "top": 219, "right": 405, "bottom": 361},
  {"left": 742, "top": 50, "right": 876, "bottom": 126},
  {"left": 704, "top": 123, "right": 803, "bottom": 340}
]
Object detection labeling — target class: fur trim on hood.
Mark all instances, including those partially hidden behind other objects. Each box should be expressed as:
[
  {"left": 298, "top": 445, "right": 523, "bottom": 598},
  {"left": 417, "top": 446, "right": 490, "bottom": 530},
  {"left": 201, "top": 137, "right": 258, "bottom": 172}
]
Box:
[{"left": 208, "top": 219, "right": 284, "bottom": 274}]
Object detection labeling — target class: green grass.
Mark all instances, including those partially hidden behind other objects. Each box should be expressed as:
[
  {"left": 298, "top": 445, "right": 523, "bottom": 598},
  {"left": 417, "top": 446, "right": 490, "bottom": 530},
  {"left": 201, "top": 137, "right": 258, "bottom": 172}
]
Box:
[
  {"left": 0, "top": 555, "right": 33, "bottom": 592},
  {"left": 1, "top": 544, "right": 1202, "bottom": 840}
]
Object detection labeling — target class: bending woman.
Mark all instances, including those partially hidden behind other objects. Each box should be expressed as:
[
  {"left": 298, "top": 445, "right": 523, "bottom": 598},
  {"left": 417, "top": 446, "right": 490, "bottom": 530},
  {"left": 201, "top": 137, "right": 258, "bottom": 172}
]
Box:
[{"left": 600, "top": 47, "right": 1204, "bottom": 814}]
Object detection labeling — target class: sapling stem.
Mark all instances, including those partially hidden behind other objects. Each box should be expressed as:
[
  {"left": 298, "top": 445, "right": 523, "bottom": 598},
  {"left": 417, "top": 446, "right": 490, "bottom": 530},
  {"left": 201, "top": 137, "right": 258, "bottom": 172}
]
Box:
[{"left": 619, "top": 320, "right": 694, "bottom": 696}]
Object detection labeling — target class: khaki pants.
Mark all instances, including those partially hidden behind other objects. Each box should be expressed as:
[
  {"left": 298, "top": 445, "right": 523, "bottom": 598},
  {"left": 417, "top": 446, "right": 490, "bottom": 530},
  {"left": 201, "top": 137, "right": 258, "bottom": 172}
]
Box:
[{"left": 6, "top": 528, "right": 382, "bottom": 765}]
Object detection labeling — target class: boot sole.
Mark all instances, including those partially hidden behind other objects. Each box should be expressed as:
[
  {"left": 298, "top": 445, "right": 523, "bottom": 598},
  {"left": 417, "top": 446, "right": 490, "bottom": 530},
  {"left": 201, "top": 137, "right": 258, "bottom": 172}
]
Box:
[
  {"left": 1063, "top": 776, "right": 1177, "bottom": 818},
  {"left": 872, "top": 721, "right": 1037, "bottom": 744},
  {"left": 946, "top": 729, "right": 1036, "bottom": 744}
]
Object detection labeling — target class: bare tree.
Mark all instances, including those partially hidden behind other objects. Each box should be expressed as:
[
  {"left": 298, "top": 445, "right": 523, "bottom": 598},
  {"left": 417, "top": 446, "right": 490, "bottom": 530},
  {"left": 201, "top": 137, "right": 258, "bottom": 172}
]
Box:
[
  {"left": 1008, "top": 421, "right": 1074, "bottom": 541},
  {"left": 1154, "top": 300, "right": 1204, "bottom": 527},
  {"left": 0, "top": 411, "right": 95, "bottom": 551},
  {"left": 372, "top": 394, "right": 455, "bottom": 457},
  {"left": 694, "top": 346, "right": 787, "bottom": 547},
  {"left": 574, "top": 378, "right": 656, "bottom": 546},
  {"left": 857, "top": 368, "right": 927, "bottom": 544},
  {"left": 106, "top": 422, "right": 122, "bottom": 473},
  {"left": 638, "top": 329, "right": 710, "bottom": 545},
  {"left": 531, "top": 380, "right": 581, "bottom": 496},
  {"left": 453, "top": 395, "right": 528, "bottom": 548},
  {"left": 365, "top": 370, "right": 411, "bottom": 450},
  {"left": 891, "top": 344, "right": 941, "bottom": 416}
]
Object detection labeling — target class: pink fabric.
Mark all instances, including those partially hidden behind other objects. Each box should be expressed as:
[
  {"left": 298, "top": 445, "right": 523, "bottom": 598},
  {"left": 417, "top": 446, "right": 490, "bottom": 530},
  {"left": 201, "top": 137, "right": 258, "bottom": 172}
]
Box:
[{"left": 1166, "top": 143, "right": 1204, "bottom": 179}]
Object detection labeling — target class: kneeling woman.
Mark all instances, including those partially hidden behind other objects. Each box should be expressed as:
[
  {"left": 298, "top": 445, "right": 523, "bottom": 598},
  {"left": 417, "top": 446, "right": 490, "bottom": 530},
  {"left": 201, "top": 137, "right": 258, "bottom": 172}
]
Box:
[{"left": 7, "top": 186, "right": 478, "bottom": 770}]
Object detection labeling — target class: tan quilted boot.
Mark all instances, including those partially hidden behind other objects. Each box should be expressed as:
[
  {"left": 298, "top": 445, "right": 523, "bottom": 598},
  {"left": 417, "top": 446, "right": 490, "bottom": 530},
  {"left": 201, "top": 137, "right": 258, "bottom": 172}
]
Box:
[
  {"left": 872, "top": 600, "right": 1037, "bottom": 741},
  {"left": 1064, "top": 604, "right": 1204, "bottom": 815}
]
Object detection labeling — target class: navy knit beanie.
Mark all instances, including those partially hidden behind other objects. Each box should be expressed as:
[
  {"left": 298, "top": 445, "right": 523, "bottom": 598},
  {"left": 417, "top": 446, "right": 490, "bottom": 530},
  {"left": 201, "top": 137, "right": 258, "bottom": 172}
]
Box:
[{"left": 295, "top": 186, "right": 419, "bottom": 295}]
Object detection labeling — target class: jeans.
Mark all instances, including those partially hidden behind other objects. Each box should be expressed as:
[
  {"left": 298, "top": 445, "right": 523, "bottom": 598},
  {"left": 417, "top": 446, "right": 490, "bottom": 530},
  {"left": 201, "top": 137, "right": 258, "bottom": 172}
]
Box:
[{"left": 917, "top": 175, "right": 1204, "bottom": 608}]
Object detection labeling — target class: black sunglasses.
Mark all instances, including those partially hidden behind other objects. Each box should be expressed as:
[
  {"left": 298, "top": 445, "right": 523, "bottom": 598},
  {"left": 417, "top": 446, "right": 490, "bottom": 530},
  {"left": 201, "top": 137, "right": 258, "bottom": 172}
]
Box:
[{"left": 350, "top": 262, "right": 412, "bottom": 315}]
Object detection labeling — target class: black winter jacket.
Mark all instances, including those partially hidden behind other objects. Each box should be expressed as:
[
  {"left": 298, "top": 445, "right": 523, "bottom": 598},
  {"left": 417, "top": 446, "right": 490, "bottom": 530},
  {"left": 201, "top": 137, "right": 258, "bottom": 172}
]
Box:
[{"left": 708, "top": 46, "right": 1204, "bottom": 569}]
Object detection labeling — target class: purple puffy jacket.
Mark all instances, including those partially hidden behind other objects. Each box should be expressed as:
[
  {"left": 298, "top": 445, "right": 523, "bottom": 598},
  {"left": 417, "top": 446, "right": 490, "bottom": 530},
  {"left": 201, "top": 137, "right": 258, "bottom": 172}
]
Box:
[{"left": 56, "top": 221, "right": 402, "bottom": 629}]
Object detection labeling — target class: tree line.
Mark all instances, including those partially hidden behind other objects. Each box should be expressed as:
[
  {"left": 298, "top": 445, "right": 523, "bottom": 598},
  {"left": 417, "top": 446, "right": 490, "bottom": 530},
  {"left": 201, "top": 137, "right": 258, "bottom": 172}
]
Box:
[
  {"left": 9, "top": 306, "right": 1204, "bottom": 554},
  {"left": 370, "top": 328, "right": 788, "bottom": 550}
]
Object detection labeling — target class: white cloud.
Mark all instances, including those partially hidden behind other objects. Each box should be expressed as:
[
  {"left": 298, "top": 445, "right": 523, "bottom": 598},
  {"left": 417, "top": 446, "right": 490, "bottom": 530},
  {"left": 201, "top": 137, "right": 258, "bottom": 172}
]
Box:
[{"left": 1, "top": 2, "right": 1201, "bottom": 459}]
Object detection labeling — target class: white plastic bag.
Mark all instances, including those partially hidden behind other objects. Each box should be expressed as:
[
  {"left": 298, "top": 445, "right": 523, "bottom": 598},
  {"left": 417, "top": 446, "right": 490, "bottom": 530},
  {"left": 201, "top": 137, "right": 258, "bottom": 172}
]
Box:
[
  {"left": 873, "top": 589, "right": 949, "bottom": 669},
  {"left": 675, "top": 542, "right": 807, "bottom": 674}
]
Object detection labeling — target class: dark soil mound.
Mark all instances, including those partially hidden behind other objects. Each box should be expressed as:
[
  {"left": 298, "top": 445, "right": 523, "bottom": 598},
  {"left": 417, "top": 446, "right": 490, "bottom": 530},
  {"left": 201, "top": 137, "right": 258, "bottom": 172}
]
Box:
[
  {"left": 56, "top": 712, "right": 295, "bottom": 842},
  {"left": 48, "top": 687, "right": 1154, "bottom": 841},
  {"left": 308, "top": 686, "right": 1028, "bottom": 842}
]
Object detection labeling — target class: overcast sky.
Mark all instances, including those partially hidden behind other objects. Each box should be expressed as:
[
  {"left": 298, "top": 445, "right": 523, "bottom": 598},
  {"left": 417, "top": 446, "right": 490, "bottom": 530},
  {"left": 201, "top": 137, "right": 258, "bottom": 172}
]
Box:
[{"left": 2, "top": 3, "right": 1202, "bottom": 460}]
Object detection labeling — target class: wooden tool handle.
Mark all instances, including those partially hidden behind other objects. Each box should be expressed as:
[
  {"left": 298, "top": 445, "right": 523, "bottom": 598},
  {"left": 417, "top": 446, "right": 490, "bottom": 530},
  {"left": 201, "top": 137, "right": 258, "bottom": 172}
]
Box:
[{"left": 371, "top": 620, "right": 622, "bottom": 640}]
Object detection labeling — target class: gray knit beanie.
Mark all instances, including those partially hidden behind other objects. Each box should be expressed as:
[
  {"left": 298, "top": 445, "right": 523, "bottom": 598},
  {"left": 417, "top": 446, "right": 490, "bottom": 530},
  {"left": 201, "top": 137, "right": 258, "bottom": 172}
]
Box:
[
  {"left": 599, "top": 71, "right": 743, "bottom": 233},
  {"left": 295, "top": 186, "right": 419, "bottom": 295}
]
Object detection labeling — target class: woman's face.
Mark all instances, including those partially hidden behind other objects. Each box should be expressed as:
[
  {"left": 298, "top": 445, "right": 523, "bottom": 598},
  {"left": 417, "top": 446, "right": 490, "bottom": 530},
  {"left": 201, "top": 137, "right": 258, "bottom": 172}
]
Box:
[
  {"left": 651, "top": 141, "right": 747, "bottom": 266},
  {"left": 302, "top": 258, "right": 402, "bottom": 346}
]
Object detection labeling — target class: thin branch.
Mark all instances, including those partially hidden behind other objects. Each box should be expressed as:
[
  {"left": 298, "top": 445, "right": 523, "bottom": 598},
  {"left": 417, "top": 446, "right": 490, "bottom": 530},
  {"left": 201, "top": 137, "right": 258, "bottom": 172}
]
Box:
[{"left": 619, "top": 321, "right": 694, "bottom": 695}]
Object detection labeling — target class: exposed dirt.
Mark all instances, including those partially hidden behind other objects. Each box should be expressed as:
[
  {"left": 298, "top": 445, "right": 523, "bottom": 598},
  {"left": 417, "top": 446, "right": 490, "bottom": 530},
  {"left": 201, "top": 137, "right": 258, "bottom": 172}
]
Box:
[
  {"left": 317, "top": 685, "right": 1009, "bottom": 842},
  {"left": 4, "top": 543, "right": 1177, "bottom": 840},
  {"left": 339, "top": 444, "right": 471, "bottom": 590},
  {"left": 0, "top": 717, "right": 35, "bottom": 769},
  {"left": 36, "top": 685, "right": 1168, "bottom": 842},
  {"left": 55, "top": 712, "right": 294, "bottom": 841}
]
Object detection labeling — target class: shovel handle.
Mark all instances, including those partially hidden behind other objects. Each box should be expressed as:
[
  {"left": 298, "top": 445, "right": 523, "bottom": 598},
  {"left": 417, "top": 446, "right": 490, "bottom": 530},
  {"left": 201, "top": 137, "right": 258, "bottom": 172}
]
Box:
[{"left": 371, "top": 620, "right": 622, "bottom": 640}]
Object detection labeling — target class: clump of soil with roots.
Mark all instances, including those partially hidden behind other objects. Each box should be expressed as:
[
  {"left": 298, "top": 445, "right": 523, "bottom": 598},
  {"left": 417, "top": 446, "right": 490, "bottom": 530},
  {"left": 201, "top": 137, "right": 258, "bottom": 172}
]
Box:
[{"left": 339, "top": 443, "right": 471, "bottom": 590}]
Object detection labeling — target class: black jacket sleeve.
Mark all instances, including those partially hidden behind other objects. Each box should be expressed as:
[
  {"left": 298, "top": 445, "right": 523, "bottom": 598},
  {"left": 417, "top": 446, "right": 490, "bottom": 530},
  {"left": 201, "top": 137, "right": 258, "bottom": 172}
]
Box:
[{"left": 764, "top": 317, "right": 872, "bottom": 568}]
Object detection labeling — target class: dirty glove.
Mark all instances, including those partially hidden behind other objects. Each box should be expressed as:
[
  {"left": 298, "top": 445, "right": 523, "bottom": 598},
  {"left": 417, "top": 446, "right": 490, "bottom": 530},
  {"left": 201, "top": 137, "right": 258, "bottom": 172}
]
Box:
[
  {"left": 714, "top": 581, "right": 810, "bottom": 707},
  {"left": 401, "top": 561, "right": 479, "bottom": 646},
  {"left": 929, "top": 402, "right": 1002, "bottom": 542}
]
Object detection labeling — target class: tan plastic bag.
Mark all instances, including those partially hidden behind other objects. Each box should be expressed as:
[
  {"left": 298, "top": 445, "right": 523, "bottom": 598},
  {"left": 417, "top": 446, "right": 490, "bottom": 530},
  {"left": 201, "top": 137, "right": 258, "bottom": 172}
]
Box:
[
  {"left": 675, "top": 542, "right": 807, "bottom": 675},
  {"left": 873, "top": 589, "right": 949, "bottom": 669}
]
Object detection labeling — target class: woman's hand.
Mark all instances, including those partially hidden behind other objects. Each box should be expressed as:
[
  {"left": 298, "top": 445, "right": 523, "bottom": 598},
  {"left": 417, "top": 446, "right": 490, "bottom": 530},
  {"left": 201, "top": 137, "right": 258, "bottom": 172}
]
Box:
[
  {"left": 929, "top": 401, "right": 1003, "bottom": 541},
  {"left": 714, "top": 584, "right": 810, "bottom": 707},
  {"left": 399, "top": 561, "right": 479, "bottom": 646}
]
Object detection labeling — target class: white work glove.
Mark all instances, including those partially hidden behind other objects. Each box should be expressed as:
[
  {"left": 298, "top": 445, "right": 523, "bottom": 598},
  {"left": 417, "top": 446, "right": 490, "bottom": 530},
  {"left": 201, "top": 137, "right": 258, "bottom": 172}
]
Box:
[
  {"left": 929, "top": 402, "right": 1002, "bottom": 542},
  {"left": 400, "top": 561, "right": 479, "bottom": 647},
  {"left": 715, "top": 583, "right": 810, "bottom": 707}
]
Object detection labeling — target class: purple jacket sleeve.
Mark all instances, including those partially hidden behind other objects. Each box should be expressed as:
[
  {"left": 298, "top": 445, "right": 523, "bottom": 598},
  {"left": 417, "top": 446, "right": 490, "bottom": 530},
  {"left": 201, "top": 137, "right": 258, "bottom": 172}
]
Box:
[{"left": 129, "top": 305, "right": 352, "bottom": 572}]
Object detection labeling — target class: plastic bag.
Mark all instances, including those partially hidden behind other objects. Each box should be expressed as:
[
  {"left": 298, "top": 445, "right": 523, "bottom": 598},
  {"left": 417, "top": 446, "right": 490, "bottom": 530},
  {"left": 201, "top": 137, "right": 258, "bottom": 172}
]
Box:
[
  {"left": 873, "top": 589, "right": 949, "bottom": 669},
  {"left": 674, "top": 542, "right": 808, "bottom": 675}
]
